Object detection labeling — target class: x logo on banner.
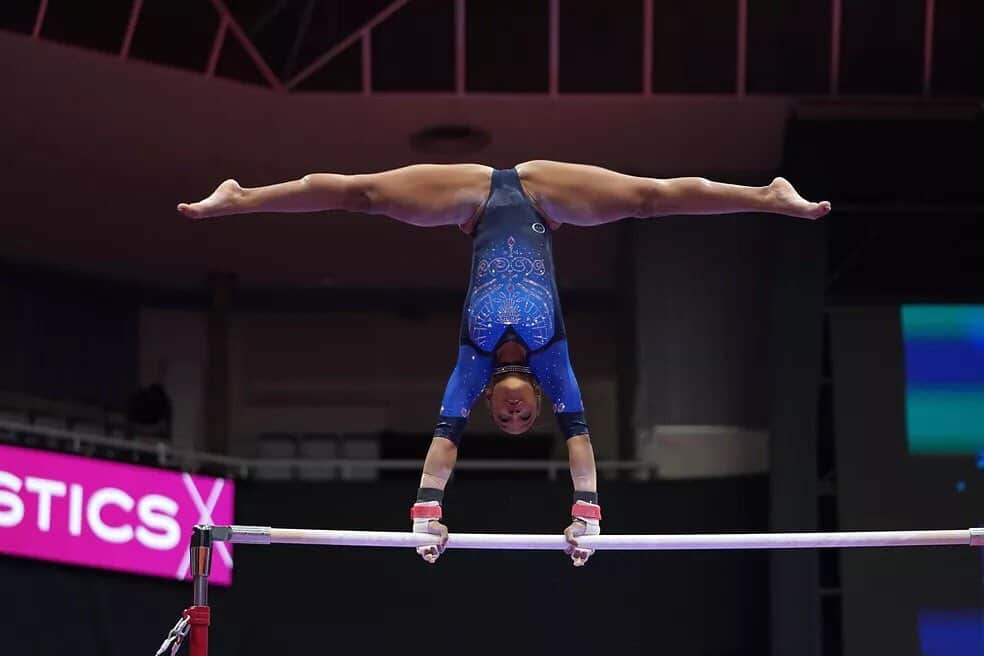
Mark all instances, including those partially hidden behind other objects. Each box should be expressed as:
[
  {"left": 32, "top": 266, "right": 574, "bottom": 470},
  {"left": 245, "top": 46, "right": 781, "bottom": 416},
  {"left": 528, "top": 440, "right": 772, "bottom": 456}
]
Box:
[{"left": 175, "top": 474, "right": 233, "bottom": 580}]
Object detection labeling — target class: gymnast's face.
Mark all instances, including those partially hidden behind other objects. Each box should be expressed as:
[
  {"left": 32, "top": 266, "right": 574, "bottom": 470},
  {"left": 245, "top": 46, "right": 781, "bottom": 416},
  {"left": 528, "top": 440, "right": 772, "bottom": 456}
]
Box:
[{"left": 486, "top": 374, "right": 539, "bottom": 435}]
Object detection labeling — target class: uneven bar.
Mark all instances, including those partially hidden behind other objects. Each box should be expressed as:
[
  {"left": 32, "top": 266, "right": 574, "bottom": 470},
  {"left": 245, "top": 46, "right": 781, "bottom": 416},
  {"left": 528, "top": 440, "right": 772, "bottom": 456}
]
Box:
[{"left": 213, "top": 525, "right": 984, "bottom": 551}]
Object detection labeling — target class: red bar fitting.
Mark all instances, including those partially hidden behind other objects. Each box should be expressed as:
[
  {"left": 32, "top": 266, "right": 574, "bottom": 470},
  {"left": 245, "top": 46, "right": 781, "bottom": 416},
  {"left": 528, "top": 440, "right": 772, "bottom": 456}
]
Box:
[{"left": 183, "top": 606, "right": 211, "bottom": 656}]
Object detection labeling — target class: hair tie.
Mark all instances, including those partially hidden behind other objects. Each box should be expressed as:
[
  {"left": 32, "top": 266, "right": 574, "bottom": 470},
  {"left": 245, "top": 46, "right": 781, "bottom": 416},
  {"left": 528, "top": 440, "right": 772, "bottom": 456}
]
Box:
[{"left": 493, "top": 364, "right": 533, "bottom": 377}]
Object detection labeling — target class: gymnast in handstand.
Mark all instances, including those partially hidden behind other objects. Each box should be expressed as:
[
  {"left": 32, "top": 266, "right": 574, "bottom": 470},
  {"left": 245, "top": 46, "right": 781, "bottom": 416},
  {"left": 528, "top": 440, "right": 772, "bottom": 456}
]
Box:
[{"left": 179, "top": 160, "right": 829, "bottom": 567}]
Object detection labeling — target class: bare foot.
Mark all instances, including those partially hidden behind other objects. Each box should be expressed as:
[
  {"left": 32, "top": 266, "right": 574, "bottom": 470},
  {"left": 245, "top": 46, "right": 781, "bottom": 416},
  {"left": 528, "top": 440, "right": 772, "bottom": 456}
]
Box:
[
  {"left": 177, "top": 179, "right": 245, "bottom": 219},
  {"left": 766, "top": 177, "right": 831, "bottom": 220}
]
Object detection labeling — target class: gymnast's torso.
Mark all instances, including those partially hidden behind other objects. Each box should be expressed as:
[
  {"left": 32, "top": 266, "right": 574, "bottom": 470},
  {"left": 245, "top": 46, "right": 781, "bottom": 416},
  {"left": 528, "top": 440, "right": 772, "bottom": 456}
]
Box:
[
  {"left": 433, "top": 168, "right": 588, "bottom": 444},
  {"left": 462, "top": 167, "right": 566, "bottom": 352}
]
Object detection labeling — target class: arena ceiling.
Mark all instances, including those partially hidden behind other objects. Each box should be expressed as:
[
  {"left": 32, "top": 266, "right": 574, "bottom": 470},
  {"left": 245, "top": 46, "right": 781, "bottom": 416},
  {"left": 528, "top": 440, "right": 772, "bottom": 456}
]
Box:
[{"left": 1, "top": 1, "right": 981, "bottom": 291}]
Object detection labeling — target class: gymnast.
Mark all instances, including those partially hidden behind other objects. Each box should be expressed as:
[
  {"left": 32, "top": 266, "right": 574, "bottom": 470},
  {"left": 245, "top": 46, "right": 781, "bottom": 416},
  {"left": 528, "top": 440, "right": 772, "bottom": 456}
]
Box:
[{"left": 178, "top": 160, "right": 830, "bottom": 567}]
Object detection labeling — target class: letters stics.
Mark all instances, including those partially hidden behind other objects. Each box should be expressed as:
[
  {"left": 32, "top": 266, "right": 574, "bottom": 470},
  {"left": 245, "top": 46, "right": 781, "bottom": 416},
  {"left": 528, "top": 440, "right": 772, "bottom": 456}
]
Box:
[{"left": 0, "top": 470, "right": 181, "bottom": 550}]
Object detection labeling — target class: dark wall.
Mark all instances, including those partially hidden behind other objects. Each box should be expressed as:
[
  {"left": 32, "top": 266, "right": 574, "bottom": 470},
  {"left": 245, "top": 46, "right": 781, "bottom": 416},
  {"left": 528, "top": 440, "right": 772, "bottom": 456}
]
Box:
[
  {"left": 830, "top": 308, "right": 984, "bottom": 656},
  {"left": 767, "top": 218, "right": 827, "bottom": 656},
  {"left": 783, "top": 117, "right": 984, "bottom": 206},
  {"left": 3, "top": 477, "right": 769, "bottom": 656},
  {"left": 631, "top": 215, "right": 776, "bottom": 430},
  {"left": 0, "top": 263, "right": 139, "bottom": 407}
]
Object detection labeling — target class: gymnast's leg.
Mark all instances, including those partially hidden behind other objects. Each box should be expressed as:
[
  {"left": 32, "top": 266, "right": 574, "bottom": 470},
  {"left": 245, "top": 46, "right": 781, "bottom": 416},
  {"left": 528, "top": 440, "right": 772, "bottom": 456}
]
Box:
[
  {"left": 177, "top": 163, "right": 492, "bottom": 228},
  {"left": 514, "top": 159, "right": 831, "bottom": 225}
]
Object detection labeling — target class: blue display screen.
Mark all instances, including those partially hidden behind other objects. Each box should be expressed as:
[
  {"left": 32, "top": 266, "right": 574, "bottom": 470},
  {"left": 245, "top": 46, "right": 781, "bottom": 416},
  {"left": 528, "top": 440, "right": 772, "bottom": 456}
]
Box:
[
  {"left": 919, "top": 609, "right": 984, "bottom": 655},
  {"left": 902, "top": 305, "right": 984, "bottom": 455}
]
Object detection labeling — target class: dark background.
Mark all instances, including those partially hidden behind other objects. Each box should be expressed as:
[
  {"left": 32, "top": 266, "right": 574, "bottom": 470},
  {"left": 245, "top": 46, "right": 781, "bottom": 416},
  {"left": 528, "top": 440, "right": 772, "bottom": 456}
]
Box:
[
  {"left": 830, "top": 308, "right": 984, "bottom": 655},
  {"left": 3, "top": 478, "right": 769, "bottom": 656},
  {"left": 2, "top": 2, "right": 984, "bottom": 655}
]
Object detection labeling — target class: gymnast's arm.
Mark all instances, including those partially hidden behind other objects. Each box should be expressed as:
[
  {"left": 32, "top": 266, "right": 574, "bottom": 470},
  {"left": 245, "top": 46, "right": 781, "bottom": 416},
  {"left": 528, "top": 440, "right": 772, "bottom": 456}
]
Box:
[
  {"left": 411, "top": 345, "right": 494, "bottom": 563},
  {"left": 565, "top": 433, "right": 600, "bottom": 566},
  {"left": 528, "top": 341, "right": 600, "bottom": 566},
  {"left": 177, "top": 163, "right": 492, "bottom": 227},
  {"left": 411, "top": 436, "right": 457, "bottom": 564},
  {"left": 514, "top": 159, "right": 831, "bottom": 225},
  {"left": 567, "top": 434, "right": 597, "bottom": 500}
]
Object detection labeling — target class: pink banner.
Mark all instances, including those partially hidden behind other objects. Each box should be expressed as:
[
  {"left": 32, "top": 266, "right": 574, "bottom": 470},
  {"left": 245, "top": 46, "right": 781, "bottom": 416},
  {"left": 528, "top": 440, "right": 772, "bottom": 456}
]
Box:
[{"left": 0, "top": 444, "right": 234, "bottom": 585}]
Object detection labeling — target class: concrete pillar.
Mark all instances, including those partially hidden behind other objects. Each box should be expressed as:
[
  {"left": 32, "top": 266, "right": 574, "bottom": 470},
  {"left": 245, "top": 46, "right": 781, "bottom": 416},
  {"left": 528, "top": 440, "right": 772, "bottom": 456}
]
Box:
[
  {"left": 631, "top": 215, "right": 774, "bottom": 478},
  {"left": 205, "top": 272, "right": 236, "bottom": 455}
]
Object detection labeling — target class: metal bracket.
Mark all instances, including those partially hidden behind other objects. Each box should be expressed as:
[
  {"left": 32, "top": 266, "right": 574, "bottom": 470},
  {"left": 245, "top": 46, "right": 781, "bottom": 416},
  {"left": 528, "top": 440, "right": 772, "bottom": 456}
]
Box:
[
  {"left": 210, "top": 525, "right": 232, "bottom": 542},
  {"left": 208, "top": 524, "right": 272, "bottom": 544},
  {"left": 224, "top": 525, "right": 273, "bottom": 544},
  {"left": 190, "top": 525, "right": 213, "bottom": 607}
]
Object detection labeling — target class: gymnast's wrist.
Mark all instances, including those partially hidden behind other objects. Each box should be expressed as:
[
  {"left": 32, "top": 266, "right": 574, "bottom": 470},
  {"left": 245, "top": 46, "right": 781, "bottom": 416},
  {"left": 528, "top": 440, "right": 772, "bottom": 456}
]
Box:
[
  {"left": 572, "top": 490, "right": 597, "bottom": 505},
  {"left": 571, "top": 495, "right": 601, "bottom": 535},
  {"left": 412, "top": 488, "right": 444, "bottom": 530}
]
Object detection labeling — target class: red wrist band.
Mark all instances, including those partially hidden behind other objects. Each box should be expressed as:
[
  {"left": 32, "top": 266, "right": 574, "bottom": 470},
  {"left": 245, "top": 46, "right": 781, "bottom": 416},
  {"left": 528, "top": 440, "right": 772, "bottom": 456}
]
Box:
[
  {"left": 411, "top": 502, "right": 442, "bottom": 521},
  {"left": 571, "top": 501, "right": 601, "bottom": 521}
]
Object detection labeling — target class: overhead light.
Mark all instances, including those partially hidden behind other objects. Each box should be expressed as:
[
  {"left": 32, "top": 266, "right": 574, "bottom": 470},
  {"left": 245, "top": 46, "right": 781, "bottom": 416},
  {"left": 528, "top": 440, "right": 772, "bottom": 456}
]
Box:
[{"left": 409, "top": 124, "right": 491, "bottom": 155}]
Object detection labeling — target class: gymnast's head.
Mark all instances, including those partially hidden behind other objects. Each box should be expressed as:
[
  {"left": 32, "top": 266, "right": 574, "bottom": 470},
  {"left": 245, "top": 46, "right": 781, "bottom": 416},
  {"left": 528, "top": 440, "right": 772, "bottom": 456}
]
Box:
[{"left": 484, "top": 364, "right": 542, "bottom": 435}]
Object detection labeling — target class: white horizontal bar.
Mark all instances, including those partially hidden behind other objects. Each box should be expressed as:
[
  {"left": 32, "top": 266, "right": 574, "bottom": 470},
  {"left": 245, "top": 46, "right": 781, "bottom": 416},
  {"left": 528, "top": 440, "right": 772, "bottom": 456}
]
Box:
[{"left": 220, "top": 525, "right": 984, "bottom": 551}]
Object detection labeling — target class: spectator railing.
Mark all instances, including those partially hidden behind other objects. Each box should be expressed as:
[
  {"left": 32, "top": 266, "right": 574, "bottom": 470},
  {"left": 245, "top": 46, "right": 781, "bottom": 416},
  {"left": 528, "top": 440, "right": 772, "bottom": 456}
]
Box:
[{"left": 0, "top": 418, "right": 656, "bottom": 481}]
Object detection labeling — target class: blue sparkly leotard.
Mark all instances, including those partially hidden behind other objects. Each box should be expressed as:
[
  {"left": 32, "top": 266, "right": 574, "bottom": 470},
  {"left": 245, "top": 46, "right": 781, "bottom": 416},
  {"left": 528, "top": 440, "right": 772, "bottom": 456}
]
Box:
[{"left": 433, "top": 168, "right": 589, "bottom": 444}]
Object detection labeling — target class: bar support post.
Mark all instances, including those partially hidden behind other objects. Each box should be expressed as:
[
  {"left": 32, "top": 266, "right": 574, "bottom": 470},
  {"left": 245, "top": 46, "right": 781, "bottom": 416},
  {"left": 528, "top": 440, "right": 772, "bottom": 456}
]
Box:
[{"left": 185, "top": 524, "right": 213, "bottom": 656}]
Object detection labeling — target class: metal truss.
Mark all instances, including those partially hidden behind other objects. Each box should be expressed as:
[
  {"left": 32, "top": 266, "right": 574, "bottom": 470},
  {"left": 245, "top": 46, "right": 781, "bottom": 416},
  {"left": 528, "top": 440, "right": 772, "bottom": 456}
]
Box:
[
  {"left": 30, "top": 0, "right": 284, "bottom": 90},
  {"left": 22, "top": 0, "right": 949, "bottom": 97}
]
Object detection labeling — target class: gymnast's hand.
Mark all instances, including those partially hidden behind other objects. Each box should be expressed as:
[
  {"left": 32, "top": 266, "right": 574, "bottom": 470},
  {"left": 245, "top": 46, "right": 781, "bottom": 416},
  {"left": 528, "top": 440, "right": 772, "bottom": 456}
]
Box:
[
  {"left": 414, "top": 519, "right": 449, "bottom": 564},
  {"left": 564, "top": 519, "right": 596, "bottom": 567},
  {"left": 565, "top": 499, "right": 602, "bottom": 567}
]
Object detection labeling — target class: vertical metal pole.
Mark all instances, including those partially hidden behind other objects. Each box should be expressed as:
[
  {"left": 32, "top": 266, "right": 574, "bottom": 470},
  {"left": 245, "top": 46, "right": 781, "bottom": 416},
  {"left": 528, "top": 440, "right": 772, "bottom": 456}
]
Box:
[
  {"left": 191, "top": 525, "right": 213, "bottom": 607},
  {"left": 361, "top": 31, "right": 372, "bottom": 95},
  {"left": 206, "top": 17, "right": 229, "bottom": 78},
  {"left": 455, "top": 0, "right": 466, "bottom": 94},
  {"left": 548, "top": 0, "right": 559, "bottom": 95},
  {"left": 286, "top": 0, "right": 408, "bottom": 91},
  {"left": 32, "top": 0, "right": 49, "bottom": 39},
  {"left": 642, "top": 0, "right": 653, "bottom": 95},
  {"left": 185, "top": 525, "right": 213, "bottom": 656},
  {"left": 829, "top": 0, "right": 842, "bottom": 94},
  {"left": 120, "top": 0, "right": 143, "bottom": 60},
  {"left": 283, "top": 0, "right": 317, "bottom": 80},
  {"left": 922, "top": 0, "right": 936, "bottom": 96},
  {"left": 209, "top": 0, "right": 285, "bottom": 92},
  {"left": 736, "top": 0, "right": 748, "bottom": 96}
]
